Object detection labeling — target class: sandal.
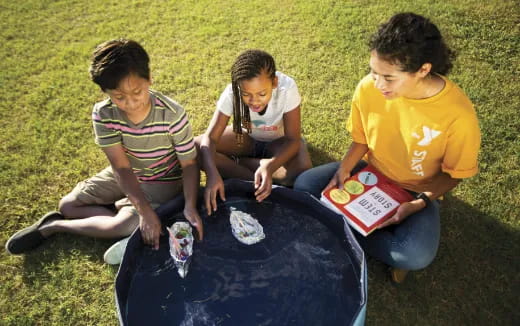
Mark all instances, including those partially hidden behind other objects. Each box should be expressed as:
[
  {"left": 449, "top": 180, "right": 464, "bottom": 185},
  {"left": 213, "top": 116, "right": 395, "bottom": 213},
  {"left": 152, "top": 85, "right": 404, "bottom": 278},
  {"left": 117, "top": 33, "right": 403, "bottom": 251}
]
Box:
[
  {"left": 5, "top": 211, "right": 63, "bottom": 254},
  {"left": 390, "top": 268, "right": 409, "bottom": 284}
]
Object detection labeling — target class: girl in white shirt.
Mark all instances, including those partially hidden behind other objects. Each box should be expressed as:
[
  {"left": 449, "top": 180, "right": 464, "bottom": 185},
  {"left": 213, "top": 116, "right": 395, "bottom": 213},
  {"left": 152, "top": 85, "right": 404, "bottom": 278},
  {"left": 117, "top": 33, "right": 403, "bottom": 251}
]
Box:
[{"left": 196, "top": 49, "right": 312, "bottom": 214}]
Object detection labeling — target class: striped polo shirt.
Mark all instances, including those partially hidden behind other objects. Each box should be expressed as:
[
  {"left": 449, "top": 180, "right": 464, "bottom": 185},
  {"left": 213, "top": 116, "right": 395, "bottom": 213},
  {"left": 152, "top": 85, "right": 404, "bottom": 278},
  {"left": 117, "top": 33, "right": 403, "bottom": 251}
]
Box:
[{"left": 92, "top": 90, "right": 196, "bottom": 183}]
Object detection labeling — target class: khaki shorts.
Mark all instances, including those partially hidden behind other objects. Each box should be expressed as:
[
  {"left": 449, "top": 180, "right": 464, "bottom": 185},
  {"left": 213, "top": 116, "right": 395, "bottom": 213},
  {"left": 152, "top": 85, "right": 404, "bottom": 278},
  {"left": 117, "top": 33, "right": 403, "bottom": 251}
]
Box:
[{"left": 70, "top": 166, "right": 183, "bottom": 218}]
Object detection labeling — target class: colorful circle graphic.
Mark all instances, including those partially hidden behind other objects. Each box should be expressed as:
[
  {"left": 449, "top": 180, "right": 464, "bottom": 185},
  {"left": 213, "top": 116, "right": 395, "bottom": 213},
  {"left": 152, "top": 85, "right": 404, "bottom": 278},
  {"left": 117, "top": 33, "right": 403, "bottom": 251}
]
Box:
[
  {"left": 344, "top": 180, "right": 364, "bottom": 195},
  {"left": 358, "top": 171, "right": 378, "bottom": 186},
  {"left": 329, "top": 189, "right": 351, "bottom": 204}
]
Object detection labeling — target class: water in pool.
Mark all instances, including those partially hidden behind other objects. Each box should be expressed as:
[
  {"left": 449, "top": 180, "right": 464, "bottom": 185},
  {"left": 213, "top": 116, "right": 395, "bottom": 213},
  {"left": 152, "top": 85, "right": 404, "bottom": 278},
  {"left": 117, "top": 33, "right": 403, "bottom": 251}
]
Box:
[{"left": 124, "top": 198, "right": 361, "bottom": 325}]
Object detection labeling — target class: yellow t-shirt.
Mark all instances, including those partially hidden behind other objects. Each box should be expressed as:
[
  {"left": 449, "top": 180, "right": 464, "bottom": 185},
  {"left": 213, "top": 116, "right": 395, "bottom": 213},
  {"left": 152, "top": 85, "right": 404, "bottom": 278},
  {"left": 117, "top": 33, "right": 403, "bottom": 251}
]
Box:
[{"left": 347, "top": 74, "right": 480, "bottom": 192}]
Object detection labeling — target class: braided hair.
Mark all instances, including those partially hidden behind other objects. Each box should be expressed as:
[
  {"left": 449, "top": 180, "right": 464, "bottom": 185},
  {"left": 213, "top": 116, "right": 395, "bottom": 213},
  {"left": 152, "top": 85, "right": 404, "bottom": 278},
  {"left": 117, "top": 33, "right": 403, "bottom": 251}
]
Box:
[{"left": 230, "top": 49, "right": 276, "bottom": 144}]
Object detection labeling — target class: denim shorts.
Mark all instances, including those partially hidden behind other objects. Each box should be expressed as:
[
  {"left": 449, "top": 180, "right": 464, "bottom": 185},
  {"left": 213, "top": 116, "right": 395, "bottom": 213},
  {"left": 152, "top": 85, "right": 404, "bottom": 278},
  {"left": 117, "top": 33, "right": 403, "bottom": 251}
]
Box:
[
  {"left": 252, "top": 140, "right": 270, "bottom": 158},
  {"left": 251, "top": 136, "right": 307, "bottom": 158}
]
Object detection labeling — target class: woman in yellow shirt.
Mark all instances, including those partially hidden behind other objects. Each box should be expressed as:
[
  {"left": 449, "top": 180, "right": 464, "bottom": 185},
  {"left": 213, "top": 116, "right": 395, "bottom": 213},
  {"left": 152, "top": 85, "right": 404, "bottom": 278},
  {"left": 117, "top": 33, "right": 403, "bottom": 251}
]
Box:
[{"left": 295, "top": 12, "right": 480, "bottom": 283}]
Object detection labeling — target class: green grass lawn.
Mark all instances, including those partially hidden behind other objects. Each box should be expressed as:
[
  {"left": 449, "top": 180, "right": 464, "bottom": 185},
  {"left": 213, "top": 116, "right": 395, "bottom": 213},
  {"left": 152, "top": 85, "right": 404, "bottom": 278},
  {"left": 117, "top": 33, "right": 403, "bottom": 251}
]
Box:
[{"left": 1, "top": 0, "right": 518, "bottom": 325}]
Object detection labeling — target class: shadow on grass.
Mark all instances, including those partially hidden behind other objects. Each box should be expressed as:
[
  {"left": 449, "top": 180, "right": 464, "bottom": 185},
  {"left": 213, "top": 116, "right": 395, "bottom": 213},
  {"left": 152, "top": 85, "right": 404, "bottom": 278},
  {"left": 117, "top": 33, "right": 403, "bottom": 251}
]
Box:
[
  {"left": 307, "top": 142, "right": 337, "bottom": 167},
  {"left": 366, "top": 195, "right": 519, "bottom": 325},
  {"left": 305, "top": 145, "right": 518, "bottom": 324},
  {"left": 20, "top": 235, "right": 119, "bottom": 284},
  {"left": 14, "top": 166, "right": 517, "bottom": 325},
  {"left": 7, "top": 235, "right": 120, "bottom": 325}
]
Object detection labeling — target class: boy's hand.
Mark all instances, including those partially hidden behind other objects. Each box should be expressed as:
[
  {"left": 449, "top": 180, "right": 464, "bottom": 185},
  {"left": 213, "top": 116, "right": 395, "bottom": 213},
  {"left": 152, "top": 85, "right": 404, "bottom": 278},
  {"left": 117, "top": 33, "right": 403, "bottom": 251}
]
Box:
[
  {"left": 139, "top": 212, "right": 162, "bottom": 250},
  {"left": 254, "top": 160, "right": 273, "bottom": 202},
  {"left": 377, "top": 200, "right": 426, "bottom": 229},
  {"left": 204, "top": 173, "right": 226, "bottom": 216},
  {"left": 323, "top": 169, "right": 350, "bottom": 193},
  {"left": 184, "top": 206, "right": 204, "bottom": 241}
]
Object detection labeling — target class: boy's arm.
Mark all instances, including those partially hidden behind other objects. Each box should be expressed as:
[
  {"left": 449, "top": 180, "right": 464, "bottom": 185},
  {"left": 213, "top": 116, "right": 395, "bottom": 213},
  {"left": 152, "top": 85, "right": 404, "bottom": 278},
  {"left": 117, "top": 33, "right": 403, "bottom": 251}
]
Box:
[
  {"left": 323, "top": 141, "right": 369, "bottom": 192},
  {"left": 200, "top": 110, "right": 230, "bottom": 215},
  {"left": 179, "top": 158, "right": 204, "bottom": 240},
  {"left": 102, "top": 144, "right": 162, "bottom": 249},
  {"left": 253, "top": 106, "right": 302, "bottom": 201}
]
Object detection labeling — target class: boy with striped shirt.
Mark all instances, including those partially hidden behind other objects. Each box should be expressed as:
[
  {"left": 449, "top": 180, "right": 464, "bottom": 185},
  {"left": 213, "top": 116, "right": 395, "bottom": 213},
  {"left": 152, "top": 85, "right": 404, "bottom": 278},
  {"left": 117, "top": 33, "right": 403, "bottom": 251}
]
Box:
[{"left": 6, "top": 39, "right": 203, "bottom": 263}]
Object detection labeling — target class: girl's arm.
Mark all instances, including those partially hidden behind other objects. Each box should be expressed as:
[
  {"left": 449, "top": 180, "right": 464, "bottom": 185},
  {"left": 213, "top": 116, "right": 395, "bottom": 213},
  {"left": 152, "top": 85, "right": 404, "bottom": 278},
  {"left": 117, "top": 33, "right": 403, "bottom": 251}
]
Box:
[
  {"left": 102, "top": 144, "right": 162, "bottom": 249},
  {"left": 200, "top": 110, "right": 230, "bottom": 214},
  {"left": 263, "top": 106, "right": 302, "bottom": 172},
  {"left": 253, "top": 106, "right": 302, "bottom": 201},
  {"left": 323, "top": 142, "right": 369, "bottom": 192},
  {"left": 414, "top": 172, "right": 462, "bottom": 201}
]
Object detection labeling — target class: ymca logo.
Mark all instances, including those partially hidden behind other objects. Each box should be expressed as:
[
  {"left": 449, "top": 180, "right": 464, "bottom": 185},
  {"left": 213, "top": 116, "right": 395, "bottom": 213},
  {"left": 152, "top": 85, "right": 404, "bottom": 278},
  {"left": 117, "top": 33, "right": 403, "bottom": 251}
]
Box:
[{"left": 412, "top": 126, "right": 441, "bottom": 146}]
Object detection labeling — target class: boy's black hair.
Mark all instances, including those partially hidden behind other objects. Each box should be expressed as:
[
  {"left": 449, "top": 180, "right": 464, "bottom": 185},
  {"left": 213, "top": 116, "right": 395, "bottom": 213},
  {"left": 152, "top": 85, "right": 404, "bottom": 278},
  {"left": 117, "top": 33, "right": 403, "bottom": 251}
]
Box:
[
  {"left": 89, "top": 39, "right": 150, "bottom": 91},
  {"left": 369, "top": 12, "right": 456, "bottom": 75},
  {"left": 230, "top": 49, "right": 276, "bottom": 144}
]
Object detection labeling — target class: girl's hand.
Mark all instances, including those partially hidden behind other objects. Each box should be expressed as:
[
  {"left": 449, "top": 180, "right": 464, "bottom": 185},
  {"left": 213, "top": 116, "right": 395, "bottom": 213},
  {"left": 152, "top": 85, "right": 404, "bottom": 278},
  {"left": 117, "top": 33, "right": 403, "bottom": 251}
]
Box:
[
  {"left": 254, "top": 160, "right": 273, "bottom": 202},
  {"left": 139, "top": 212, "right": 163, "bottom": 250},
  {"left": 377, "top": 200, "right": 425, "bottom": 229},
  {"left": 323, "top": 169, "right": 350, "bottom": 193},
  {"left": 184, "top": 206, "right": 204, "bottom": 241},
  {"left": 204, "top": 172, "right": 226, "bottom": 216}
]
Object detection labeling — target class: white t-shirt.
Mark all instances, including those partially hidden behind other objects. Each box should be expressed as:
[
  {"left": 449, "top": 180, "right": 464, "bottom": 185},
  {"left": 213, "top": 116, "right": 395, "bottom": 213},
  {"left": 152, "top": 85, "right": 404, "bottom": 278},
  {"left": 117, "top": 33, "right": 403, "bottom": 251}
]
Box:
[{"left": 217, "top": 71, "right": 301, "bottom": 141}]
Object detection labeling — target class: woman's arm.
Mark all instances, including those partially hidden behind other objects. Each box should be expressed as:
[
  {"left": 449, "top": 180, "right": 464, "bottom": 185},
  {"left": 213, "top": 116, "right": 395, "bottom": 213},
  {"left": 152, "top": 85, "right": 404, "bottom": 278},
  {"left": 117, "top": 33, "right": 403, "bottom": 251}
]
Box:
[
  {"left": 378, "top": 172, "right": 461, "bottom": 229},
  {"left": 323, "top": 142, "right": 369, "bottom": 192}
]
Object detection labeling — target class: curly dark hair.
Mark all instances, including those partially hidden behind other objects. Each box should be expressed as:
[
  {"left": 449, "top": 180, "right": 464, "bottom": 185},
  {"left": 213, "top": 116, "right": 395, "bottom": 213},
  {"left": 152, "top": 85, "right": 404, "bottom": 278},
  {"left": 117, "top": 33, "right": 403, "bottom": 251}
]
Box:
[
  {"left": 230, "top": 49, "right": 276, "bottom": 144},
  {"left": 89, "top": 39, "right": 150, "bottom": 91},
  {"left": 369, "top": 13, "right": 456, "bottom": 75}
]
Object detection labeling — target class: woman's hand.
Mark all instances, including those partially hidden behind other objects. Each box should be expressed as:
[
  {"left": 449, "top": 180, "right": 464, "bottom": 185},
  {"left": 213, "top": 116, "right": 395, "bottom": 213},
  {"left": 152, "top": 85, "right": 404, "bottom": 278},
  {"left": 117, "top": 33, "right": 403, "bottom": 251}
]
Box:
[
  {"left": 204, "top": 172, "right": 226, "bottom": 216},
  {"left": 324, "top": 142, "right": 369, "bottom": 193},
  {"left": 254, "top": 159, "right": 273, "bottom": 202},
  {"left": 377, "top": 200, "right": 426, "bottom": 229},
  {"left": 323, "top": 168, "right": 350, "bottom": 193},
  {"left": 139, "top": 212, "right": 163, "bottom": 250},
  {"left": 184, "top": 206, "right": 204, "bottom": 241}
]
